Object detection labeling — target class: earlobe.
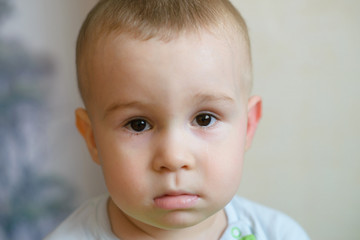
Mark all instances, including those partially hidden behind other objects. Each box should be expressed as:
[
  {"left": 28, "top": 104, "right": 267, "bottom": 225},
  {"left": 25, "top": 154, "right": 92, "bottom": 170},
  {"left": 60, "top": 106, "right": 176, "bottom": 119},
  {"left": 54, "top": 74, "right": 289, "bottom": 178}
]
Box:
[
  {"left": 245, "top": 96, "right": 262, "bottom": 151},
  {"left": 75, "top": 108, "right": 101, "bottom": 165}
]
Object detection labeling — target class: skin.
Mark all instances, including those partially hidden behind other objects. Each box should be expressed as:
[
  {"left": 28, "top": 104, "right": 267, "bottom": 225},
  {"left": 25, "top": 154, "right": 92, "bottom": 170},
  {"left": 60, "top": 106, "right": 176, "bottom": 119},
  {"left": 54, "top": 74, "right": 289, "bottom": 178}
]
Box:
[{"left": 75, "top": 30, "right": 262, "bottom": 240}]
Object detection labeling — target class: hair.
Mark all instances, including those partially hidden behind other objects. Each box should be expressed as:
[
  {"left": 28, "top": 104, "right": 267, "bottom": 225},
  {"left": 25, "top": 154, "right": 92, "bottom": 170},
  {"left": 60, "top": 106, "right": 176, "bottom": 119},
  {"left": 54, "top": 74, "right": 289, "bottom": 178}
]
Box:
[{"left": 76, "top": 0, "right": 252, "bottom": 105}]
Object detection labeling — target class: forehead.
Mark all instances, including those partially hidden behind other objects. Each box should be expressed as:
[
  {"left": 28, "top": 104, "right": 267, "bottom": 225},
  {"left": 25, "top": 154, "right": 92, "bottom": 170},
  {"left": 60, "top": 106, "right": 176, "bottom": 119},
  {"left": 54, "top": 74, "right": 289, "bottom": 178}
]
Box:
[
  {"left": 83, "top": 29, "right": 250, "bottom": 112},
  {"left": 102, "top": 31, "right": 242, "bottom": 72}
]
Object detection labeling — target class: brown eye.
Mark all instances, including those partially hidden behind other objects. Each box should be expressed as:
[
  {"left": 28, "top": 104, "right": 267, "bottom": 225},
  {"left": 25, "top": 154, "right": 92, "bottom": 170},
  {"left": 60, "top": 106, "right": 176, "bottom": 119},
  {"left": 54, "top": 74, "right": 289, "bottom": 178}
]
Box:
[
  {"left": 195, "top": 114, "right": 216, "bottom": 127},
  {"left": 126, "top": 119, "right": 150, "bottom": 132}
]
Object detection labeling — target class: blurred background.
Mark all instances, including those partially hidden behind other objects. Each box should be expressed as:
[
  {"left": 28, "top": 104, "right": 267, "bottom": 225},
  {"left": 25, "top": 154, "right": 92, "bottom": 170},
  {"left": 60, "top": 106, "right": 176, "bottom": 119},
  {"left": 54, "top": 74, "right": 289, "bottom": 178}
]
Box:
[{"left": 0, "top": 0, "right": 359, "bottom": 239}]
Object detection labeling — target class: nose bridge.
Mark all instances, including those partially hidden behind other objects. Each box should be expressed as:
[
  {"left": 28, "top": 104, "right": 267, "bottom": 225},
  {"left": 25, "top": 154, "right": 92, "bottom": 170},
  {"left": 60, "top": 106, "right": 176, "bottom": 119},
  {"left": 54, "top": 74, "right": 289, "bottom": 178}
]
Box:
[{"left": 152, "top": 125, "right": 193, "bottom": 172}]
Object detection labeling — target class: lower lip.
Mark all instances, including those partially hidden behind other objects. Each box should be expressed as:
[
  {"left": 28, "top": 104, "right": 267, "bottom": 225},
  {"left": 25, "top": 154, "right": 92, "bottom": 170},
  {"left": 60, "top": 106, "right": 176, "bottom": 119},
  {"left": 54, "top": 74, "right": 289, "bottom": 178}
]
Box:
[{"left": 154, "top": 194, "right": 199, "bottom": 210}]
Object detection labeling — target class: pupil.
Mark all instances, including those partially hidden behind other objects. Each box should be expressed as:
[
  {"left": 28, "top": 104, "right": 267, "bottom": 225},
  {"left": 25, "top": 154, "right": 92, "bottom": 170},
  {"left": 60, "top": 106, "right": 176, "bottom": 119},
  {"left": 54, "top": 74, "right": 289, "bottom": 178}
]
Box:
[
  {"left": 131, "top": 119, "right": 146, "bottom": 131},
  {"left": 196, "top": 114, "right": 211, "bottom": 126}
]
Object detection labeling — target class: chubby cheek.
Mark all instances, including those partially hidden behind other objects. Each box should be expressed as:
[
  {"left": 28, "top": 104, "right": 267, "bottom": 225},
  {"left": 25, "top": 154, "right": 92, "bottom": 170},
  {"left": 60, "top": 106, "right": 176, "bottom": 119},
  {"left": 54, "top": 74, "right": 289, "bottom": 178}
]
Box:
[
  {"left": 95, "top": 133, "right": 152, "bottom": 206},
  {"left": 203, "top": 124, "right": 246, "bottom": 198},
  {"left": 207, "top": 149, "right": 243, "bottom": 193}
]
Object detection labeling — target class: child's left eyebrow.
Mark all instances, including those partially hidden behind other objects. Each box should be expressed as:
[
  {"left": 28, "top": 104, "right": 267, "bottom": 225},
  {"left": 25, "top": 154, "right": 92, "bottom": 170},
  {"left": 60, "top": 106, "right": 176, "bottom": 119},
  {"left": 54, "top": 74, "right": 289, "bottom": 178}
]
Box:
[{"left": 192, "top": 92, "right": 235, "bottom": 105}]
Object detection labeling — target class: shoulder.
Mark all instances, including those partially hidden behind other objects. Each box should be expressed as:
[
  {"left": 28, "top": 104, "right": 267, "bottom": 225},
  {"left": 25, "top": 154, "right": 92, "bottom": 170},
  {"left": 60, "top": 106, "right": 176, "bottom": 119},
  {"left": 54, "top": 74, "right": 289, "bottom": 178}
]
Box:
[
  {"left": 226, "top": 196, "right": 310, "bottom": 240},
  {"left": 44, "top": 194, "right": 117, "bottom": 240}
]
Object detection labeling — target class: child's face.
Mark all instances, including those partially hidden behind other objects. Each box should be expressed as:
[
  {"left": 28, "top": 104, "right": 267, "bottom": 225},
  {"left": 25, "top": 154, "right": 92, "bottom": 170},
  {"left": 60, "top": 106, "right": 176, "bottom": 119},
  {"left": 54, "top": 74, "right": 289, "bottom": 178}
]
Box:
[{"left": 77, "top": 30, "right": 260, "bottom": 233}]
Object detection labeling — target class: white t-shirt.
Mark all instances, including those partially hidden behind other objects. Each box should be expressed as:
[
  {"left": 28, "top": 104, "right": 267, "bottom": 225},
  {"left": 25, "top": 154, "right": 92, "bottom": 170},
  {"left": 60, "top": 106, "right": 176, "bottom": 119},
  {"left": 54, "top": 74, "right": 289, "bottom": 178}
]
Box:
[{"left": 45, "top": 195, "right": 310, "bottom": 240}]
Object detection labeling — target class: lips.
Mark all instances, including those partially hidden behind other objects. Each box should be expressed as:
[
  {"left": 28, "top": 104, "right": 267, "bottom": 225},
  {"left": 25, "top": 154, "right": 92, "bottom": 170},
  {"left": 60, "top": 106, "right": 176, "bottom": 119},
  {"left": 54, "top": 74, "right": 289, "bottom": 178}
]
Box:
[{"left": 154, "top": 192, "right": 199, "bottom": 210}]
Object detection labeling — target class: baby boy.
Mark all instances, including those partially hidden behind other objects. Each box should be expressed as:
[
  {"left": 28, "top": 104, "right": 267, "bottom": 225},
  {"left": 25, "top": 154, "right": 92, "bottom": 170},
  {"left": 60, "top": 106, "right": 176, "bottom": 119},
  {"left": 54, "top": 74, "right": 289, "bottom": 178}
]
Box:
[{"left": 46, "top": 0, "right": 310, "bottom": 239}]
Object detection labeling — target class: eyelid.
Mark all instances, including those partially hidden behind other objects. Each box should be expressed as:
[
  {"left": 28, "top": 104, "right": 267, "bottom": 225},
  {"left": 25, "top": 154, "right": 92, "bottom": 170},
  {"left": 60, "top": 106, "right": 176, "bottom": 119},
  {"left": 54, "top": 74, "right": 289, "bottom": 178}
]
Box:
[{"left": 195, "top": 111, "right": 220, "bottom": 120}]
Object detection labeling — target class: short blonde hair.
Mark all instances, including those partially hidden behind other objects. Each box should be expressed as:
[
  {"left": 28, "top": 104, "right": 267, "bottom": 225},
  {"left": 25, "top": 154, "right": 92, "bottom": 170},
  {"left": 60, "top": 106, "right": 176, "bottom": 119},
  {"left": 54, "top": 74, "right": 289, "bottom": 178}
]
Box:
[{"left": 76, "top": 0, "right": 252, "bottom": 105}]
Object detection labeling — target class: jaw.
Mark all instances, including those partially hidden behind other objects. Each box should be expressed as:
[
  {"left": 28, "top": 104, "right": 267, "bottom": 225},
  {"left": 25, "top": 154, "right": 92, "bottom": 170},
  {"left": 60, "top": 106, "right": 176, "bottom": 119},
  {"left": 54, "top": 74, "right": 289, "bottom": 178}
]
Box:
[{"left": 108, "top": 196, "right": 228, "bottom": 240}]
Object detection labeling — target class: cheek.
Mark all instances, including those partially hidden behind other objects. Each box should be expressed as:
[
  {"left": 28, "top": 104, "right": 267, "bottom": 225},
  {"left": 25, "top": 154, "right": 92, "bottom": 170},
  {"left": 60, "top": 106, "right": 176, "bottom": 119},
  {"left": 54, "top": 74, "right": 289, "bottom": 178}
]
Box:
[
  {"left": 101, "top": 154, "right": 152, "bottom": 210},
  {"left": 204, "top": 124, "right": 246, "bottom": 186},
  {"left": 95, "top": 134, "right": 151, "bottom": 201}
]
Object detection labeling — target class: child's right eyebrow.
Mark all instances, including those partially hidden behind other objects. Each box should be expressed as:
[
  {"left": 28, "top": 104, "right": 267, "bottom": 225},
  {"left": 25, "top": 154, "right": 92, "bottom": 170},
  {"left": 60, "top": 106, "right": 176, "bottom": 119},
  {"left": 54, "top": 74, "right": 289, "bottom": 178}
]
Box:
[{"left": 103, "top": 101, "right": 146, "bottom": 119}]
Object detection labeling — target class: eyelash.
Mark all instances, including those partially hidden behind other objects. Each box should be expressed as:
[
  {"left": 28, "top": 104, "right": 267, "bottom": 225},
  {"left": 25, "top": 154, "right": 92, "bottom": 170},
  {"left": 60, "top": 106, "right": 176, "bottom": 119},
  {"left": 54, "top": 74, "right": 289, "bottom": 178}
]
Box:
[{"left": 123, "top": 112, "right": 219, "bottom": 134}]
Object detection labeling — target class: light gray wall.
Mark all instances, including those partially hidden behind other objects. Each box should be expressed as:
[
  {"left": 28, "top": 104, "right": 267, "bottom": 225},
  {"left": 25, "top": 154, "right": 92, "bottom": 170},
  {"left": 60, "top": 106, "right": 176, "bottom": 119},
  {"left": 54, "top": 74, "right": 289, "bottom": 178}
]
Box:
[{"left": 233, "top": 1, "right": 360, "bottom": 239}]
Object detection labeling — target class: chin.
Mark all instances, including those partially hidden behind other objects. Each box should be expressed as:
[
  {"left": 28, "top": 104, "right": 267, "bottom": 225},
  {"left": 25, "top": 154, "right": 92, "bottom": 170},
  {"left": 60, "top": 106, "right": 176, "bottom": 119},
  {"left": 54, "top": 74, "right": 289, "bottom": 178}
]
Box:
[{"left": 151, "top": 209, "right": 217, "bottom": 230}]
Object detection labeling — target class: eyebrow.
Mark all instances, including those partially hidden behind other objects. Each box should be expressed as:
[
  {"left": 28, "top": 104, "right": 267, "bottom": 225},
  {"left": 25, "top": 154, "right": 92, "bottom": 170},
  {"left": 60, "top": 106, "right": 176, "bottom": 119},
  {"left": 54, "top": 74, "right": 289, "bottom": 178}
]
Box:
[
  {"left": 103, "top": 101, "right": 146, "bottom": 119},
  {"left": 193, "top": 92, "right": 235, "bottom": 105},
  {"left": 103, "top": 93, "right": 235, "bottom": 119}
]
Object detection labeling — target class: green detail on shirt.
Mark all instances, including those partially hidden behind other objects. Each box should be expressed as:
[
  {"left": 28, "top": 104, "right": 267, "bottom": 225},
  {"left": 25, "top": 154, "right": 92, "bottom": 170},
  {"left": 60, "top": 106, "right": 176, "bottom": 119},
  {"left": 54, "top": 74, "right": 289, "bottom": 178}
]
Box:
[
  {"left": 231, "top": 227, "right": 256, "bottom": 240},
  {"left": 241, "top": 235, "right": 256, "bottom": 240},
  {"left": 231, "top": 227, "right": 242, "bottom": 238}
]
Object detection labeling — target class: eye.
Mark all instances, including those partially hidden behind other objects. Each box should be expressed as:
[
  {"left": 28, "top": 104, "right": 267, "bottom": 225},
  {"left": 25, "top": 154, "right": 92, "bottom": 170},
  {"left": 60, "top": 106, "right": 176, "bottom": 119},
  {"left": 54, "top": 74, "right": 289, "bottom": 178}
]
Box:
[
  {"left": 125, "top": 118, "right": 151, "bottom": 132},
  {"left": 193, "top": 113, "right": 217, "bottom": 127}
]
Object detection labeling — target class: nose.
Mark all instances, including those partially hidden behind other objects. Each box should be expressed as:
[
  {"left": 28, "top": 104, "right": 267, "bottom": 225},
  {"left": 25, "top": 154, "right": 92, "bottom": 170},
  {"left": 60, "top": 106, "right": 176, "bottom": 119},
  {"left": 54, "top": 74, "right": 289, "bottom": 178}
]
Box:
[{"left": 152, "top": 128, "right": 195, "bottom": 172}]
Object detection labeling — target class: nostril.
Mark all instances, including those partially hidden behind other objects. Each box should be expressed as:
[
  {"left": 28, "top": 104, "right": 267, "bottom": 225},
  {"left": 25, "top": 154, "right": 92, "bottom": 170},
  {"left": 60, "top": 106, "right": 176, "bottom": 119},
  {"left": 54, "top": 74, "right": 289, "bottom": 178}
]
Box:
[
  {"left": 180, "top": 164, "right": 189, "bottom": 170},
  {"left": 156, "top": 161, "right": 190, "bottom": 172}
]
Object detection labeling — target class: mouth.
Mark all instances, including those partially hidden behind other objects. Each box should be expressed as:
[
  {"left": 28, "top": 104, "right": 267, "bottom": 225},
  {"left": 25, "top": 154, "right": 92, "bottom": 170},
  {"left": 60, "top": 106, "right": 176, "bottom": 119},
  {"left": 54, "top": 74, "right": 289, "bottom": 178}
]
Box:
[{"left": 154, "top": 192, "right": 199, "bottom": 210}]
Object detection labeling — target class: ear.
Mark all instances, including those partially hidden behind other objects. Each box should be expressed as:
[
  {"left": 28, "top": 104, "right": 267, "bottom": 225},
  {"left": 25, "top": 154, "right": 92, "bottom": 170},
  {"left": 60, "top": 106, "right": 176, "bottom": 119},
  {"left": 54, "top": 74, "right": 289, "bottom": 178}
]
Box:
[
  {"left": 245, "top": 96, "right": 262, "bottom": 151},
  {"left": 75, "top": 108, "right": 101, "bottom": 165}
]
